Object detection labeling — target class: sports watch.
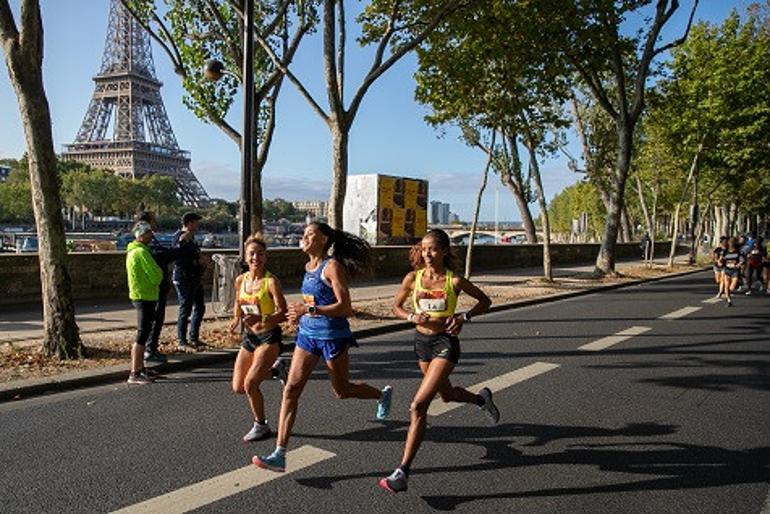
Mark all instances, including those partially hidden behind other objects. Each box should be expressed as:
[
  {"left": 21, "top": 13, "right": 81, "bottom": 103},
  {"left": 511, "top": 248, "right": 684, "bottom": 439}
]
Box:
[
  {"left": 307, "top": 305, "right": 317, "bottom": 315},
  {"left": 462, "top": 311, "right": 472, "bottom": 322}
]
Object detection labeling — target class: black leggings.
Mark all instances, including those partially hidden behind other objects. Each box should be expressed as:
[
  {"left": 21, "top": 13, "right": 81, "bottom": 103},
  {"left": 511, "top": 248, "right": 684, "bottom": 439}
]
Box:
[{"left": 133, "top": 300, "right": 157, "bottom": 347}]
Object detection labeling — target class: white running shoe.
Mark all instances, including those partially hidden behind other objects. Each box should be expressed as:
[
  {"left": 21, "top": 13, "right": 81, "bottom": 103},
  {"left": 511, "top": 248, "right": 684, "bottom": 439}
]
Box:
[
  {"left": 243, "top": 421, "right": 271, "bottom": 442},
  {"left": 379, "top": 468, "right": 408, "bottom": 493}
]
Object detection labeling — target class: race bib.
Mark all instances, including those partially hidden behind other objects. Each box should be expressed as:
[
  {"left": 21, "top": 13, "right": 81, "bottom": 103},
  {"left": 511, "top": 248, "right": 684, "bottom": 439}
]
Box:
[
  {"left": 418, "top": 298, "right": 447, "bottom": 313},
  {"left": 241, "top": 304, "right": 261, "bottom": 315}
]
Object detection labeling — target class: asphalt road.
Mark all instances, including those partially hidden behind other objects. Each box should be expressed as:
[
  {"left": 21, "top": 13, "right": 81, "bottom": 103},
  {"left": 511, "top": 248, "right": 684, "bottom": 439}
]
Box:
[{"left": 1, "top": 271, "right": 768, "bottom": 513}]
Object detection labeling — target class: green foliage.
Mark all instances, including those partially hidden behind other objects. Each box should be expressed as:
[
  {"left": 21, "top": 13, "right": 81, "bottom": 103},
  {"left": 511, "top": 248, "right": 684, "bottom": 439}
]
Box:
[
  {"left": 639, "top": 4, "right": 770, "bottom": 216},
  {"left": 0, "top": 167, "right": 33, "bottom": 222},
  {"left": 547, "top": 181, "right": 606, "bottom": 238}
]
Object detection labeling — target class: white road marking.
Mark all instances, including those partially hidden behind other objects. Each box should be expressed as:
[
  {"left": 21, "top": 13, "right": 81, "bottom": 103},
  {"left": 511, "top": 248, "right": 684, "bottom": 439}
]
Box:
[
  {"left": 659, "top": 306, "right": 702, "bottom": 319},
  {"left": 110, "top": 445, "right": 335, "bottom": 514},
  {"left": 578, "top": 326, "right": 651, "bottom": 352},
  {"left": 761, "top": 484, "right": 770, "bottom": 514},
  {"left": 702, "top": 297, "right": 722, "bottom": 304},
  {"left": 428, "top": 361, "right": 560, "bottom": 417}
]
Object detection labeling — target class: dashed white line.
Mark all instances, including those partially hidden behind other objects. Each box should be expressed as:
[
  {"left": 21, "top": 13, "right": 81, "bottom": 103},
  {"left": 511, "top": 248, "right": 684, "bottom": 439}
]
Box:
[
  {"left": 659, "top": 306, "right": 702, "bottom": 319},
  {"left": 761, "top": 484, "right": 770, "bottom": 514},
  {"left": 110, "top": 445, "right": 335, "bottom": 514},
  {"left": 702, "top": 297, "right": 722, "bottom": 304},
  {"left": 578, "top": 326, "right": 652, "bottom": 352},
  {"left": 428, "top": 361, "right": 560, "bottom": 417}
]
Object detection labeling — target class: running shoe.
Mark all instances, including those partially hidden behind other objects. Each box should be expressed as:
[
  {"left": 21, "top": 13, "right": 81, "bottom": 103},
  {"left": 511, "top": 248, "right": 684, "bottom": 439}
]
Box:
[
  {"left": 727, "top": 298, "right": 733, "bottom": 307},
  {"left": 243, "top": 421, "right": 271, "bottom": 442},
  {"left": 478, "top": 387, "right": 500, "bottom": 424},
  {"left": 378, "top": 468, "right": 408, "bottom": 493},
  {"left": 745, "top": 290, "right": 752, "bottom": 296},
  {"left": 177, "top": 342, "right": 194, "bottom": 353},
  {"left": 376, "top": 385, "right": 393, "bottom": 420},
  {"left": 253, "top": 452, "right": 285, "bottom": 472},
  {"left": 126, "top": 372, "right": 153, "bottom": 385},
  {"left": 272, "top": 358, "right": 289, "bottom": 386},
  {"left": 143, "top": 368, "right": 160, "bottom": 379}
]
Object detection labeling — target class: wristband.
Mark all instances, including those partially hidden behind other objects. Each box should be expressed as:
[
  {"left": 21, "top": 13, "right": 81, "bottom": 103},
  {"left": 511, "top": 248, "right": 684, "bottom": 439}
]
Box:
[{"left": 407, "top": 313, "right": 415, "bottom": 322}]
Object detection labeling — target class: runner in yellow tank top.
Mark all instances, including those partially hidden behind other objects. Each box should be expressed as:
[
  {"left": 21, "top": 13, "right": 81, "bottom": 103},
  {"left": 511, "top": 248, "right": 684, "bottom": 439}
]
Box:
[
  {"left": 229, "top": 234, "right": 288, "bottom": 443},
  {"left": 379, "top": 229, "right": 497, "bottom": 494}
]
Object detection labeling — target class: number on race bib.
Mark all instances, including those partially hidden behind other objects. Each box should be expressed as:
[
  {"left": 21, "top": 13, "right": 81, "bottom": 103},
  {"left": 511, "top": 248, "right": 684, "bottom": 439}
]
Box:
[{"left": 418, "top": 298, "right": 447, "bottom": 312}]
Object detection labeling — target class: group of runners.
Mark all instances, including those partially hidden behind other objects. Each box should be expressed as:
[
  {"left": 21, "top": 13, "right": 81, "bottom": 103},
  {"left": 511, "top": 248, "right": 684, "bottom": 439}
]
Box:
[
  {"left": 711, "top": 233, "right": 770, "bottom": 306},
  {"left": 236, "top": 224, "right": 498, "bottom": 493}
]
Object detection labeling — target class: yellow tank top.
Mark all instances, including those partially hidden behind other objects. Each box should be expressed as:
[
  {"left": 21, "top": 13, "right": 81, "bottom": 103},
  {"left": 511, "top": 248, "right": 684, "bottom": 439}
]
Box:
[
  {"left": 238, "top": 271, "right": 276, "bottom": 316},
  {"left": 412, "top": 269, "right": 457, "bottom": 318}
]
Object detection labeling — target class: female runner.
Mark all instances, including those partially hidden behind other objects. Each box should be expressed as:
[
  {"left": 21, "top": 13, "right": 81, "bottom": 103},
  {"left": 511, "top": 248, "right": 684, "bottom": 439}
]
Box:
[
  {"left": 379, "top": 229, "right": 496, "bottom": 493},
  {"left": 253, "top": 222, "right": 393, "bottom": 472},
  {"left": 230, "top": 234, "right": 288, "bottom": 442}
]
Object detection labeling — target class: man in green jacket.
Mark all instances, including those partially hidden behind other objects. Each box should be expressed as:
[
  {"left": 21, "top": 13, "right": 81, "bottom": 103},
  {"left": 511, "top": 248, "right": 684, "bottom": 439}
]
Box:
[{"left": 126, "top": 221, "right": 163, "bottom": 384}]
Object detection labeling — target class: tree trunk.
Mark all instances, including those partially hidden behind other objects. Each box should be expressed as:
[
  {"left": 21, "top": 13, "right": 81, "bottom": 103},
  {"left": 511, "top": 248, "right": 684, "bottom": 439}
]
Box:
[
  {"left": 667, "top": 203, "right": 682, "bottom": 268},
  {"left": 2, "top": 4, "right": 83, "bottom": 358},
  {"left": 327, "top": 121, "right": 348, "bottom": 229},
  {"left": 594, "top": 125, "right": 632, "bottom": 275},
  {"left": 524, "top": 140, "right": 552, "bottom": 281},
  {"left": 635, "top": 175, "right": 653, "bottom": 236},
  {"left": 686, "top": 161, "right": 700, "bottom": 264},
  {"left": 496, "top": 135, "right": 537, "bottom": 242},
  {"left": 465, "top": 134, "right": 495, "bottom": 278}
]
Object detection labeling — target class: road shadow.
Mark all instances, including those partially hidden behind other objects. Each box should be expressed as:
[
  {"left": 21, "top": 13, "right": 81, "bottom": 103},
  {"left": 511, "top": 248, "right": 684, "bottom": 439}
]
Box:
[
  {"left": 293, "top": 420, "right": 679, "bottom": 490},
  {"left": 421, "top": 442, "right": 770, "bottom": 511}
]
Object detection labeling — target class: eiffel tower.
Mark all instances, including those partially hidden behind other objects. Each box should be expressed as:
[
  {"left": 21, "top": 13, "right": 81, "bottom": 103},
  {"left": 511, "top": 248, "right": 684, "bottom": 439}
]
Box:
[{"left": 62, "top": 0, "right": 209, "bottom": 206}]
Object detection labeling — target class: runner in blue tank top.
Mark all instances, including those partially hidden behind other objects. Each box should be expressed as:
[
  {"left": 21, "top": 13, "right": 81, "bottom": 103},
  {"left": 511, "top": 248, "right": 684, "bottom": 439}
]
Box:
[{"left": 253, "top": 222, "right": 393, "bottom": 472}]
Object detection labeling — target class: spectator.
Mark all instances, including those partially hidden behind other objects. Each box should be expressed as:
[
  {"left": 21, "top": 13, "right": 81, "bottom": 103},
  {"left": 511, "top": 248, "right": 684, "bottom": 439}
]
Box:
[
  {"left": 639, "top": 232, "right": 651, "bottom": 261},
  {"left": 173, "top": 212, "right": 207, "bottom": 352},
  {"left": 125, "top": 222, "right": 163, "bottom": 384},
  {"left": 136, "top": 211, "right": 187, "bottom": 364}
]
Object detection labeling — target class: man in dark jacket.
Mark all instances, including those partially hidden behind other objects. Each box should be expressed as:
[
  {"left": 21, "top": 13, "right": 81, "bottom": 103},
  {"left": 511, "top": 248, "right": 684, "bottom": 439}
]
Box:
[{"left": 173, "top": 212, "right": 207, "bottom": 351}]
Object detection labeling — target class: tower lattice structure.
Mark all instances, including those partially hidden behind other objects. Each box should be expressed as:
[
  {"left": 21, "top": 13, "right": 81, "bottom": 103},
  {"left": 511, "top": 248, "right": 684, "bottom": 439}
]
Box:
[{"left": 62, "top": 0, "right": 209, "bottom": 206}]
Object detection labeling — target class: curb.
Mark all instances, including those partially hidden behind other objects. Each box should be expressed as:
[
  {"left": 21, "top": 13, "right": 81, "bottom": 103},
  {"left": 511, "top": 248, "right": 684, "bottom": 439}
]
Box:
[{"left": 0, "top": 266, "right": 707, "bottom": 403}]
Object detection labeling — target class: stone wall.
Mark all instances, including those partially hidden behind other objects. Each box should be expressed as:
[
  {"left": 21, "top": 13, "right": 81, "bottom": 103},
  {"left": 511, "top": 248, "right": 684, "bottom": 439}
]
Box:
[{"left": 0, "top": 242, "right": 673, "bottom": 306}]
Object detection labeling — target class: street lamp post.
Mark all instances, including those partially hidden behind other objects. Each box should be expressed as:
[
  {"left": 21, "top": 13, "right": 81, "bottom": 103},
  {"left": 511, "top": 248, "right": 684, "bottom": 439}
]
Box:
[{"left": 203, "top": 0, "right": 255, "bottom": 260}]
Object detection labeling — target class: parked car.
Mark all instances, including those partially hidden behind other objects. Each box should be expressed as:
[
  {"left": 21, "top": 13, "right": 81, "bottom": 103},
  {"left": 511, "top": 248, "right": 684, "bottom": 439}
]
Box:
[{"left": 16, "top": 236, "right": 38, "bottom": 253}]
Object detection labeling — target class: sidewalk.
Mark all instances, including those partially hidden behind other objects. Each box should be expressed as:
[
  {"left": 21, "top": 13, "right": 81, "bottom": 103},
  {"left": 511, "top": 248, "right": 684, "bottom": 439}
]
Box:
[{"left": 0, "top": 258, "right": 652, "bottom": 346}]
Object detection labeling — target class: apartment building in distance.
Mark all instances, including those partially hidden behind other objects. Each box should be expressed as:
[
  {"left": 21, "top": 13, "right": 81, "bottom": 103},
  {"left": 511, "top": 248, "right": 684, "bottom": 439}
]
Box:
[{"left": 291, "top": 200, "right": 327, "bottom": 219}]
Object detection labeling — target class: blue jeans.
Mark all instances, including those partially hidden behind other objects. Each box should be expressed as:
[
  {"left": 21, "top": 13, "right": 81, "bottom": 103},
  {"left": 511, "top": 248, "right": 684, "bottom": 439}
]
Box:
[{"left": 174, "top": 280, "right": 205, "bottom": 343}]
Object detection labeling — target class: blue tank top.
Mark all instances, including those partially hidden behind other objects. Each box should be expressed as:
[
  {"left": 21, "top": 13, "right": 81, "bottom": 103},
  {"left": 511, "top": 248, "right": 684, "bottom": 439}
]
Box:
[{"left": 298, "top": 259, "right": 352, "bottom": 339}]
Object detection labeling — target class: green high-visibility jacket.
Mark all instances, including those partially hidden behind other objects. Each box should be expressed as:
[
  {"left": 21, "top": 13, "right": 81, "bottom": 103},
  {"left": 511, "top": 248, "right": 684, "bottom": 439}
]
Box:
[{"left": 126, "top": 241, "right": 163, "bottom": 301}]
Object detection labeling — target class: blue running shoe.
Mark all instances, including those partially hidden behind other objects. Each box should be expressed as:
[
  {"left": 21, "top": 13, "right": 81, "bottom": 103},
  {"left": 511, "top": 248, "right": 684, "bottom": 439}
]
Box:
[
  {"left": 252, "top": 451, "right": 285, "bottom": 472},
  {"left": 376, "top": 385, "right": 393, "bottom": 420}
]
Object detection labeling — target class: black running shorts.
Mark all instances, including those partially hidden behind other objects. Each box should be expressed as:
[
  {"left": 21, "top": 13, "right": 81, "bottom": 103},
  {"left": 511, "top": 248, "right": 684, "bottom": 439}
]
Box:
[
  {"left": 242, "top": 326, "right": 282, "bottom": 352},
  {"left": 414, "top": 332, "right": 460, "bottom": 364}
]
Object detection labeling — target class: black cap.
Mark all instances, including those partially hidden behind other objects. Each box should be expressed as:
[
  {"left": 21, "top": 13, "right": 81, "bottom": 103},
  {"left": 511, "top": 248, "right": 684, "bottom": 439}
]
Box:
[{"left": 181, "top": 211, "right": 202, "bottom": 224}]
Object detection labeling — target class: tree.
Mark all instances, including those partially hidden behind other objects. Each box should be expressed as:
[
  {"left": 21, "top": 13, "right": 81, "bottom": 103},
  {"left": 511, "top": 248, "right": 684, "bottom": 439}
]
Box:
[
  {"left": 124, "top": 0, "right": 318, "bottom": 234},
  {"left": 534, "top": 0, "right": 699, "bottom": 275},
  {"left": 636, "top": 5, "right": 770, "bottom": 261},
  {"left": 256, "top": 0, "right": 467, "bottom": 228},
  {"left": 414, "top": 0, "right": 572, "bottom": 279},
  {"left": 0, "top": 0, "right": 83, "bottom": 358}
]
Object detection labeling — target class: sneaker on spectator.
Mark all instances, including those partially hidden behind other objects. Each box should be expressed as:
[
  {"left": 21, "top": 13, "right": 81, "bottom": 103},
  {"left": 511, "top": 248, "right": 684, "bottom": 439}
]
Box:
[
  {"left": 127, "top": 372, "right": 153, "bottom": 385},
  {"left": 144, "top": 350, "right": 167, "bottom": 364}
]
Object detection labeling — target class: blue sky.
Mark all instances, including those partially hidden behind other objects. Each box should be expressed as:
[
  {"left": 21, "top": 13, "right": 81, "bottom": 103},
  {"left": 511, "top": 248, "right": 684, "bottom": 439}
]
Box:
[{"left": 0, "top": 1, "right": 751, "bottom": 221}]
